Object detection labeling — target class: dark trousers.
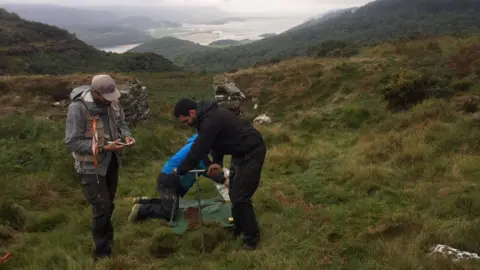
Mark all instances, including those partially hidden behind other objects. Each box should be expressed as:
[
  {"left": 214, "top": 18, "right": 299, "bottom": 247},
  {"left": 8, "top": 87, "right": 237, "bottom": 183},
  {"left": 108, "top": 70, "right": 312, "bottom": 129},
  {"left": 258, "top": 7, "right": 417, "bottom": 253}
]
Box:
[
  {"left": 135, "top": 173, "right": 178, "bottom": 221},
  {"left": 80, "top": 155, "right": 118, "bottom": 259},
  {"left": 230, "top": 140, "right": 267, "bottom": 247}
]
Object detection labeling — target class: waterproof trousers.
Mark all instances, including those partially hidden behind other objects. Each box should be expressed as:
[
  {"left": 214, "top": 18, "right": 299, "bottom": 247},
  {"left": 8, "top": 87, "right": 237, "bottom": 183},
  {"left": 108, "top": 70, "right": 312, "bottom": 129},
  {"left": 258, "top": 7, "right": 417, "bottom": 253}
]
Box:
[
  {"left": 229, "top": 140, "right": 267, "bottom": 248},
  {"left": 80, "top": 155, "right": 118, "bottom": 261},
  {"left": 135, "top": 173, "right": 178, "bottom": 221}
]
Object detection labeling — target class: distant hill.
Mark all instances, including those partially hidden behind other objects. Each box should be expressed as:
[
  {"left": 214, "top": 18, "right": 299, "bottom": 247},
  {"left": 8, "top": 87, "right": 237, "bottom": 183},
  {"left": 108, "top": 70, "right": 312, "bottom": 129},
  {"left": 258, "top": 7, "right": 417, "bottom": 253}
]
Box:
[
  {"left": 81, "top": 4, "right": 229, "bottom": 24},
  {"left": 64, "top": 25, "right": 155, "bottom": 48},
  {"left": 0, "top": 9, "right": 178, "bottom": 75},
  {"left": 259, "top": 33, "right": 277, "bottom": 38},
  {"left": 209, "top": 39, "right": 253, "bottom": 47},
  {"left": 0, "top": 4, "right": 118, "bottom": 26},
  {"left": 287, "top": 8, "right": 358, "bottom": 32},
  {"left": 0, "top": 4, "right": 182, "bottom": 48},
  {"left": 201, "top": 17, "right": 247, "bottom": 25},
  {"left": 128, "top": 37, "right": 215, "bottom": 65},
  {"left": 180, "top": 0, "right": 480, "bottom": 72}
]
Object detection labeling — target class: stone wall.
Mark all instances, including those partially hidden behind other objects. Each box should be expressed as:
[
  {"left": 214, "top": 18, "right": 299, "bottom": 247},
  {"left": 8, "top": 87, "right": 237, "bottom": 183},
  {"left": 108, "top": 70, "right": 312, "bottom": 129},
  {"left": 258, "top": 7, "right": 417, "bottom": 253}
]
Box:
[{"left": 117, "top": 78, "right": 150, "bottom": 126}]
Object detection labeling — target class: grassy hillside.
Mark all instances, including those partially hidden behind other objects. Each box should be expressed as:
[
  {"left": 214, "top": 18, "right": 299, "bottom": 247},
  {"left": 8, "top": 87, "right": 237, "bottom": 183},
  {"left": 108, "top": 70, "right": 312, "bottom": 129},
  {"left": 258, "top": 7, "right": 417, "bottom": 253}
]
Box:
[
  {"left": 2, "top": 33, "right": 480, "bottom": 269},
  {"left": 128, "top": 37, "right": 215, "bottom": 65},
  {"left": 0, "top": 9, "right": 179, "bottom": 75},
  {"left": 180, "top": 0, "right": 480, "bottom": 72}
]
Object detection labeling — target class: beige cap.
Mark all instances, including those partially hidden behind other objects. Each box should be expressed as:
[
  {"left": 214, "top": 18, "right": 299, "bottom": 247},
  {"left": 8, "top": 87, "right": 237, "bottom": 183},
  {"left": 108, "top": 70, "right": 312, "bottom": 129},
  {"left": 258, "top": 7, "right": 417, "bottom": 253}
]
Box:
[{"left": 91, "top": 74, "right": 121, "bottom": 101}]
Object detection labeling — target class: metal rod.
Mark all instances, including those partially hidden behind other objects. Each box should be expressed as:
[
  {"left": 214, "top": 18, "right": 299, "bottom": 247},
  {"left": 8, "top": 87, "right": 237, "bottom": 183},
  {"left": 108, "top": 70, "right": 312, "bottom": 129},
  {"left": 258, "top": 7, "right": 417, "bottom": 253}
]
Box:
[
  {"left": 189, "top": 169, "right": 206, "bottom": 173},
  {"left": 168, "top": 195, "right": 178, "bottom": 227},
  {"left": 195, "top": 172, "right": 206, "bottom": 253}
]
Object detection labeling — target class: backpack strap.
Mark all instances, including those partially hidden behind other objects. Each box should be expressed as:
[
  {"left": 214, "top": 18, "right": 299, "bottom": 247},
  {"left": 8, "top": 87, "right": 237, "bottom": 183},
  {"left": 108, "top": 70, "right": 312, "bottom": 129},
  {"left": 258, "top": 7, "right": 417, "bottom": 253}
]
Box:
[{"left": 72, "top": 98, "right": 99, "bottom": 168}]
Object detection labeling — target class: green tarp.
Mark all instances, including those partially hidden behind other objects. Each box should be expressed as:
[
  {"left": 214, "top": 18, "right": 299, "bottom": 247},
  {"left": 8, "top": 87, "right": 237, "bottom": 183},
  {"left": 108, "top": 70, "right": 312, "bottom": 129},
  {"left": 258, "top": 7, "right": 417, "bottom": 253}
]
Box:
[{"left": 170, "top": 196, "right": 234, "bottom": 235}]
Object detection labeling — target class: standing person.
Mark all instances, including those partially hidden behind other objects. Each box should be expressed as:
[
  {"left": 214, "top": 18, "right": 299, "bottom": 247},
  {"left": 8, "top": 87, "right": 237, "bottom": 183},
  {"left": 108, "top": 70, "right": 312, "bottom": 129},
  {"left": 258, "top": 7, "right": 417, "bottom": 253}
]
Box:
[
  {"left": 65, "top": 74, "right": 135, "bottom": 262},
  {"left": 172, "top": 98, "right": 267, "bottom": 251}
]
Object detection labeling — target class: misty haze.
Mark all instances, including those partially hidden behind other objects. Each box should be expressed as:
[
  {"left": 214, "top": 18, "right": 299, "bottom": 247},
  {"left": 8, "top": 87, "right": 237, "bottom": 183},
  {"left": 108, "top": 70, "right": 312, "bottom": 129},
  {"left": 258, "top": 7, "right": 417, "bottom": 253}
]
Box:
[{"left": 0, "top": 0, "right": 373, "bottom": 52}]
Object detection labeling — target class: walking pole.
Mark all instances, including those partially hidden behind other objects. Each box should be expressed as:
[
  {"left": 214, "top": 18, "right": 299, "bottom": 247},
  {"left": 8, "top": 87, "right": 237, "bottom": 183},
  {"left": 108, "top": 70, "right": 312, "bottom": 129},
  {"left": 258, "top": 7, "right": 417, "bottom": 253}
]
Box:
[{"left": 190, "top": 169, "right": 206, "bottom": 253}]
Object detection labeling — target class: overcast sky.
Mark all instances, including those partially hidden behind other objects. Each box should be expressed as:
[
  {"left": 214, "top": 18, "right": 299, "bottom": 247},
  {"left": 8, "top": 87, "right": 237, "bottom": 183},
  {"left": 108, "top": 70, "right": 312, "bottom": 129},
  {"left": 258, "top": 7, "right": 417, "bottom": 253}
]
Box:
[{"left": 0, "top": 0, "right": 374, "bottom": 14}]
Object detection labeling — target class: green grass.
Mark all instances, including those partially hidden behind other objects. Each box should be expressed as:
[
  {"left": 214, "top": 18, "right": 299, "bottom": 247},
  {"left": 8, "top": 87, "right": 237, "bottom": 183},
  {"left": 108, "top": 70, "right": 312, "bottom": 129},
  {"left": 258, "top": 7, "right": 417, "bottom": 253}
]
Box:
[{"left": 3, "top": 35, "right": 480, "bottom": 269}]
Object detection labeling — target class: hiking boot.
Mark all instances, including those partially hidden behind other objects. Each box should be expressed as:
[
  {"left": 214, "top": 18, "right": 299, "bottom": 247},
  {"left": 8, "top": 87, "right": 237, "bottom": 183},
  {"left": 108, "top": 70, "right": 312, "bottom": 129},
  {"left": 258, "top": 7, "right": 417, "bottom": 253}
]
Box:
[
  {"left": 132, "top": 197, "right": 140, "bottom": 205},
  {"left": 131, "top": 197, "right": 152, "bottom": 205},
  {"left": 92, "top": 252, "right": 110, "bottom": 263},
  {"left": 128, "top": 204, "right": 141, "bottom": 223}
]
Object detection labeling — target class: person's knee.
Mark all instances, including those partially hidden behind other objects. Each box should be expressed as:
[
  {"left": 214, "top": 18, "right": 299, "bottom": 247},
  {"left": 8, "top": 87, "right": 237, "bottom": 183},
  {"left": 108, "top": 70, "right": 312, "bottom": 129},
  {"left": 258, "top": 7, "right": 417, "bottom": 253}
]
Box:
[
  {"left": 92, "top": 202, "right": 113, "bottom": 219},
  {"left": 231, "top": 195, "right": 252, "bottom": 207}
]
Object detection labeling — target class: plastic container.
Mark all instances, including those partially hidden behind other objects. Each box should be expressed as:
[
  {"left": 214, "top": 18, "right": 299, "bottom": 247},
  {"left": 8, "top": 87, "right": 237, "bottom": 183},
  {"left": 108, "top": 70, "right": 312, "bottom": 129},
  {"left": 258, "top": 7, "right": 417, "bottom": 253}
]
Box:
[{"left": 215, "top": 168, "right": 231, "bottom": 202}]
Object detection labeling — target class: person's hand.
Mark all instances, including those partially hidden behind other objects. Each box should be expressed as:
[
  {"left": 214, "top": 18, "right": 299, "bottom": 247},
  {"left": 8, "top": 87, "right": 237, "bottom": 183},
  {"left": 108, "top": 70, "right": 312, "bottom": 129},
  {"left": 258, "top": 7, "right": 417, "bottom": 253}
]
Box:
[
  {"left": 103, "top": 139, "right": 125, "bottom": 152},
  {"left": 172, "top": 168, "right": 177, "bottom": 175},
  {"left": 207, "top": 164, "right": 222, "bottom": 177},
  {"left": 125, "top": 136, "right": 136, "bottom": 146},
  {"left": 224, "top": 177, "right": 230, "bottom": 188}
]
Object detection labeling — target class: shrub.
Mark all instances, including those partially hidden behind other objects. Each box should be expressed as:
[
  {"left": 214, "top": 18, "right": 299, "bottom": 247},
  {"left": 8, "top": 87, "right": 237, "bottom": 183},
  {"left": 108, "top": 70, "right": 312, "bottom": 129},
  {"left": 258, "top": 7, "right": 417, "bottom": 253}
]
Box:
[
  {"left": 0, "top": 200, "right": 27, "bottom": 231},
  {"left": 450, "top": 74, "right": 477, "bottom": 91},
  {"left": 25, "top": 212, "right": 69, "bottom": 232},
  {"left": 339, "top": 107, "right": 371, "bottom": 129},
  {"left": 307, "top": 40, "right": 359, "bottom": 58},
  {"left": 378, "top": 68, "right": 454, "bottom": 111}
]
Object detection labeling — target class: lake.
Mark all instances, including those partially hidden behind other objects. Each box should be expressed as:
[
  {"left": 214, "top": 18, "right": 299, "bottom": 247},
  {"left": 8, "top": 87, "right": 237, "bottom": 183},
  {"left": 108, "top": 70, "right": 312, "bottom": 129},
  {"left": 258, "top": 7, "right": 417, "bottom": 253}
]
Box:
[
  {"left": 99, "top": 43, "right": 142, "bottom": 53},
  {"left": 99, "top": 16, "right": 307, "bottom": 53}
]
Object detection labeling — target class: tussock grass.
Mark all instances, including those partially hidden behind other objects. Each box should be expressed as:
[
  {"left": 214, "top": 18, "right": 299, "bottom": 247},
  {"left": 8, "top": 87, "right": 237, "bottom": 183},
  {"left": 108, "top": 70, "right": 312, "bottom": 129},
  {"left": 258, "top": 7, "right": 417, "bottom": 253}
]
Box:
[{"left": 3, "top": 35, "right": 480, "bottom": 269}]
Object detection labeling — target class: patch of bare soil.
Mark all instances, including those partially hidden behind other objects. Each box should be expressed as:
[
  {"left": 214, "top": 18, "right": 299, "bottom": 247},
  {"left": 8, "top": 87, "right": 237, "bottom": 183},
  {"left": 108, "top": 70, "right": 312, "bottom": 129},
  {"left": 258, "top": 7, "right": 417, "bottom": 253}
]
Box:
[{"left": 185, "top": 207, "right": 201, "bottom": 230}]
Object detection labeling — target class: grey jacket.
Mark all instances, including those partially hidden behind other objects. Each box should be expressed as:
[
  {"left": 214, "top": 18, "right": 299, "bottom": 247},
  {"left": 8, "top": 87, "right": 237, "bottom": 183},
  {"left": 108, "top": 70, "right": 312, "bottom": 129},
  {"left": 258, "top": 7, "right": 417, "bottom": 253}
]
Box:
[{"left": 65, "top": 90, "right": 131, "bottom": 176}]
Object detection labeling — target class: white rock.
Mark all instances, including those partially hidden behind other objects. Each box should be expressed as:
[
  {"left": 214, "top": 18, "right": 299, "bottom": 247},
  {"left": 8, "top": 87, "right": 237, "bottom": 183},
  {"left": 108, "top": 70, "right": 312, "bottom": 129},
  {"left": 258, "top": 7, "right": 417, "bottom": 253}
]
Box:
[
  {"left": 428, "top": 244, "right": 480, "bottom": 262},
  {"left": 254, "top": 114, "right": 272, "bottom": 124}
]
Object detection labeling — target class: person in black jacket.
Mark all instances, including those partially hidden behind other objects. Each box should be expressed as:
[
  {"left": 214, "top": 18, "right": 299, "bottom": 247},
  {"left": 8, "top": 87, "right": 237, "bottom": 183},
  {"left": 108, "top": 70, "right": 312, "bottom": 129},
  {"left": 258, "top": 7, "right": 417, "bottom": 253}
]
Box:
[{"left": 172, "top": 98, "right": 267, "bottom": 250}]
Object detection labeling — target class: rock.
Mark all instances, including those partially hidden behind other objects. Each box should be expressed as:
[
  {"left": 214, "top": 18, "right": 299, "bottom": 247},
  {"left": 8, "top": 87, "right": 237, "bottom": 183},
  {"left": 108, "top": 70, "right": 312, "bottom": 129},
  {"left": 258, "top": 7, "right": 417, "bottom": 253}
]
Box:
[
  {"left": 52, "top": 100, "right": 68, "bottom": 107},
  {"left": 254, "top": 114, "right": 272, "bottom": 124},
  {"left": 428, "top": 244, "right": 480, "bottom": 262},
  {"left": 11, "top": 96, "right": 22, "bottom": 107},
  {"left": 213, "top": 74, "right": 246, "bottom": 114},
  {"left": 118, "top": 80, "right": 150, "bottom": 126}
]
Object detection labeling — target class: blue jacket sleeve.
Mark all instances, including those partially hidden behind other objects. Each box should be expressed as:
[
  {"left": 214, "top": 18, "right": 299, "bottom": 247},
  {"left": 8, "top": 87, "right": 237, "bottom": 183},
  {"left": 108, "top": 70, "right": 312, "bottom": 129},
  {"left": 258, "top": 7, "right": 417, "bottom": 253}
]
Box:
[{"left": 167, "top": 141, "right": 194, "bottom": 173}]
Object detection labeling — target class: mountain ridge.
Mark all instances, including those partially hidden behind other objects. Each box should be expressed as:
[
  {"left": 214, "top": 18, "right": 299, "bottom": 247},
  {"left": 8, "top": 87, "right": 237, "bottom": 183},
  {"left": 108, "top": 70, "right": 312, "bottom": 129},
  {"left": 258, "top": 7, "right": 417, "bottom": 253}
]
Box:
[
  {"left": 0, "top": 8, "right": 178, "bottom": 75},
  {"left": 179, "top": 0, "right": 480, "bottom": 72}
]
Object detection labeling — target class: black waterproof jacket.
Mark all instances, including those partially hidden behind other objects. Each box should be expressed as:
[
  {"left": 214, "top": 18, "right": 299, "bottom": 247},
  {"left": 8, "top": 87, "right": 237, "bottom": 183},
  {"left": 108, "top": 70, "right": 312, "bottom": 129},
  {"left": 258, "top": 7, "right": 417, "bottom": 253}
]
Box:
[{"left": 176, "top": 100, "right": 264, "bottom": 175}]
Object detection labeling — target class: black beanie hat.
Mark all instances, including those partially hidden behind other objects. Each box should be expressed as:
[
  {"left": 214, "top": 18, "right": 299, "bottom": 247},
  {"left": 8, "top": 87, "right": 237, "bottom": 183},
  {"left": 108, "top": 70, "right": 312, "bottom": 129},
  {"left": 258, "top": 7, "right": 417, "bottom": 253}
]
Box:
[{"left": 174, "top": 98, "right": 197, "bottom": 117}]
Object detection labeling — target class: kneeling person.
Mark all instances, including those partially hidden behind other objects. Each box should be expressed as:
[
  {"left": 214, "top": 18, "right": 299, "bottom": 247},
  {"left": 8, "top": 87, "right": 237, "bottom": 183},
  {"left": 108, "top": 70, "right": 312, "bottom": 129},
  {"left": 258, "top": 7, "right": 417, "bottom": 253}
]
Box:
[{"left": 128, "top": 134, "right": 228, "bottom": 222}]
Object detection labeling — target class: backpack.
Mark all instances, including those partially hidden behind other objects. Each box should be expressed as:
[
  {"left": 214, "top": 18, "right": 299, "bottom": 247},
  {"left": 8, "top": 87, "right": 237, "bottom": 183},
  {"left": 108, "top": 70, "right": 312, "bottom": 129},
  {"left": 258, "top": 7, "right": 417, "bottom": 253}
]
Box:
[
  {"left": 213, "top": 76, "right": 246, "bottom": 116},
  {"left": 69, "top": 85, "right": 91, "bottom": 102}
]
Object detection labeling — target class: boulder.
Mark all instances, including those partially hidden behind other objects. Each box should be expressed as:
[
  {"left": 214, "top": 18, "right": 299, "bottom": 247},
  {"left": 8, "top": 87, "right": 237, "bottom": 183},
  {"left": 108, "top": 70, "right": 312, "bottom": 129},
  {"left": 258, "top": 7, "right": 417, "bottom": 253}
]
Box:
[{"left": 213, "top": 74, "right": 246, "bottom": 114}]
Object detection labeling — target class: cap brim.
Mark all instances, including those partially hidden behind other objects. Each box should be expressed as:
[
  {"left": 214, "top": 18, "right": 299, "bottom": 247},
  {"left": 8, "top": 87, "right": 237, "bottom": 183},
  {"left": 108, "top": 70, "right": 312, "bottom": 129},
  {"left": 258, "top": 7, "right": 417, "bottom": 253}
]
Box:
[{"left": 101, "top": 89, "right": 121, "bottom": 101}]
